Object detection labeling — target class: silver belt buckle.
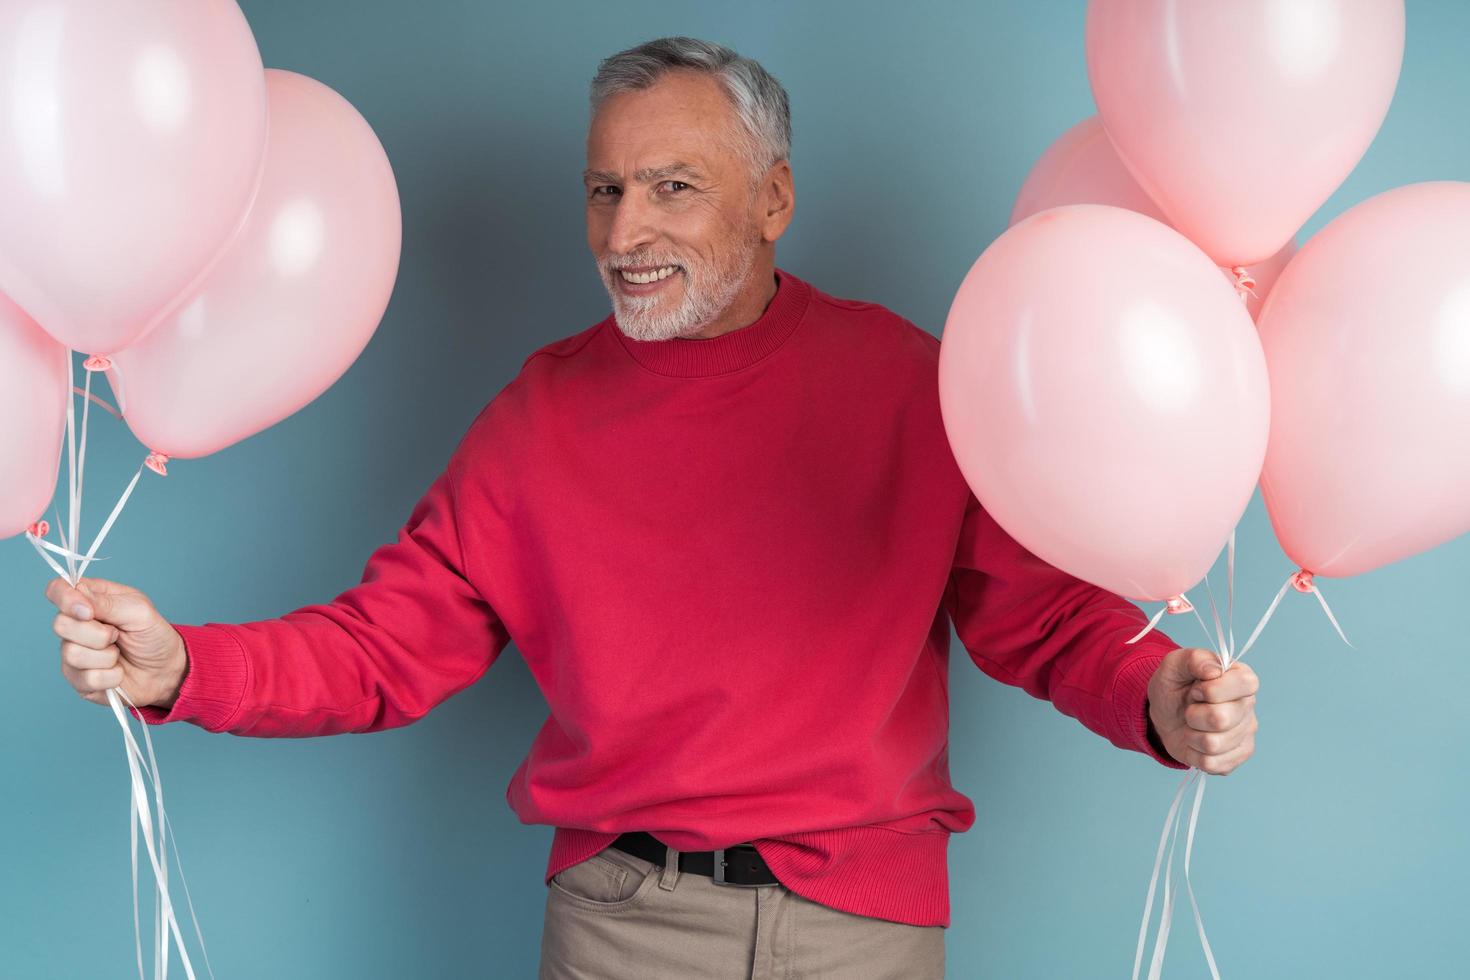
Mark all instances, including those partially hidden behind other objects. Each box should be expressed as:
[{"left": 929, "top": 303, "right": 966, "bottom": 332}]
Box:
[{"left": 711, "top": 847, "right": 765, "bottom": 887}]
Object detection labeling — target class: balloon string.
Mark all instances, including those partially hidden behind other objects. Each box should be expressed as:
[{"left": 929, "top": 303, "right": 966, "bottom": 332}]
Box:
[
  {"left": 29, "top": 362, "right": 206, "bottom": 979},
  {"left": 107, "top": 686, "right": 201, "bottom": 980},
  {"left": 76, "top": 462, "right": 147, "bottom": 581},
  {"left": 1235, "top": 570, "right": 1358, "bottom": 665},
  {"left": 112, "top": 686, "right": 216, "bottom": 980},
  {"left": 1180, "top": 771, "right": 1219, "bottom": 977},
  {"left": 70, "top": 384, "right": 123, "bottom": 419},
  {"left": 1134, "top": 525, "right": 1249, "bottom": 980},
  {"left": 1147, "top": 769, "right": 1186, "bottom": 980},
  {"left": 1133, "top": 768, "right": 1195, "bottom": 980},
  {"left": 63, "top": 352, "right": 77, "bottom": 582},
  {"left": 1235, "top": 575, "right": 1292, "bottom": 662},
  {"left": 1134, "top": 555, "right": 1359, "bottom": 977},
  {"left": 26, "top": 531, "right": 76, "bottom": 580},
  {"left": 27, "top": 463, "right": 146, "bottom": 576},
  {"left": 1126, "top": 605, "right": 1168, "bottom": 645},
  {"left": 1226, "top": 530, "right": 1236, "bottom": 661},
  {"left": 1202, "top": 573, "right": 1229, "bottom": 664},
  {"left": 1308, "top": 581, "right": 1355, "bottom": 650},
  {"left": 76, "top": 362, "right": 91, "bottom": 548},
  {"left": 26, "top": 534, "right": 109, "bottom": 566},
  {"left": 1127, "top": 593, "right": 1199, "bottom": 646},
  {"left": 1188, "top": 603, "right": 1216, "bottom": 653}
]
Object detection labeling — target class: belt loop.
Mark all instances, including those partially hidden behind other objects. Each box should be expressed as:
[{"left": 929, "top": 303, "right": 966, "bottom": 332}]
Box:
[{"left": 659, "top": 844, "right": 681, "bottom": 891}]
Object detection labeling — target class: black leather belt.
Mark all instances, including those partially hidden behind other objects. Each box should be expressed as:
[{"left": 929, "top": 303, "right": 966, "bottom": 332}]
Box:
[{"left": 610, "top": 831, "right": 779, "bottom": 887}]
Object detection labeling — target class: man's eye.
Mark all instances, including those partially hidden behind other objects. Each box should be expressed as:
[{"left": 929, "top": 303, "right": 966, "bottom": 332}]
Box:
[
  {"left": 661, "top": 181, "right": 690, "bottom": 193},
  {"left": 591, "top": 186, "right": 620, "bottom": 198}
]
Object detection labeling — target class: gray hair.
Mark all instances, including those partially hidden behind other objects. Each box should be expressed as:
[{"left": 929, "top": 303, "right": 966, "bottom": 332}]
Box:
[{"left": 589, "top": 37, "right": 792, "bottom": 180}]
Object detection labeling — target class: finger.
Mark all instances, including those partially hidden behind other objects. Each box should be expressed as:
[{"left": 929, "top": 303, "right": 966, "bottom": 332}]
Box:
[
  {"left": 62, "top": 641, "right": 120, "bottom": 672},
  {"left": 59, "top": 661, "right": 109, "bottom": 703},
  {"left": 1186, "top": 711, "right": 1256, "bottom": 756},
  {"left": 1194, "top": 733, "right": 1256, "bottom": 776},
  {"left": 1186, "top": 697, "right": 1251, "bottom": 732},
  {"left": 45, "top": 579, "right": 96, "bottom": 621},
  {"left": 74, "top": 666, "right": 125, "bottom": 693},
  {"left": 1192, "top": 662, "right": 1260, "bottom": 703},
  {"left": 52, "top": 611, "right": 120, "bottom": 648}
]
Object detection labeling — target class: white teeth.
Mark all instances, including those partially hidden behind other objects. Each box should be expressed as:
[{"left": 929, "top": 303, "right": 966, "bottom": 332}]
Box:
[{"left": 620, "top": 265, "right": 679, "bottom": 284}]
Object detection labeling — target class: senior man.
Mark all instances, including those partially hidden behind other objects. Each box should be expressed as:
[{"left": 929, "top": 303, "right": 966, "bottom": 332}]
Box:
[{"left": 45, "top": 36, "right": 1259, "bottom": 979}]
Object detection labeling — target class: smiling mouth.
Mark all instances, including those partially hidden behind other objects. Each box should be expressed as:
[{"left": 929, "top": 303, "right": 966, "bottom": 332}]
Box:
[{"left": 618, "top": 265, "right": 682, "bottom": 284}]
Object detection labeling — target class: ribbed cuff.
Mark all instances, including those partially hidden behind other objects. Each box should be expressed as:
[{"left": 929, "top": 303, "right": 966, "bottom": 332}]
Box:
[
  {"left": 129, "top": 624, "right": 249, "bottom": 732},
  {"left": 1111, "top": 647, "right": 1189, "bottom": 770}
]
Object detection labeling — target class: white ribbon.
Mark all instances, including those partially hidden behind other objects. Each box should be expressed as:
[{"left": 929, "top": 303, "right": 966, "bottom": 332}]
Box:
[
  {"left": 1235, "top": 572, "right": 1358, "bottom": 666},
  {"left": 1126, "top": 605, "right": 1169, "bottom": 645},
  {"left": 1132, "top": 532, "right": 1364, "bottom": 978},
  {"left": 1133, "top": 536, "right": 1241, "bottom": 980},
  {"left": 29, "top": 352, "right": 212, "bottom": 979},
  {"left": 109, "top": 686, "right": 216, "bottom": 980},
  {"left": 63, "top": 353, "right": 77, "bottom": 583},
  {"left": 1133, "top": 768, "right": 1195, "bottom": 979},
  {"left": 1226, "top": 531, "right": 1235, "bottom": 663}
]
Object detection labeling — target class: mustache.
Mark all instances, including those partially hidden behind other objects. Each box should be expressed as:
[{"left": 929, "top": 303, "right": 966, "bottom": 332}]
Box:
[{"left": 601, "top": 254, "right": 689, "bottom": 272}]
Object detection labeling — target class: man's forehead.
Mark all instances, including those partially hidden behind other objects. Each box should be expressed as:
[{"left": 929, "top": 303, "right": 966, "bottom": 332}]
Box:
[{"left": 585, "top": 74, "right": 741, "bottom": 181}]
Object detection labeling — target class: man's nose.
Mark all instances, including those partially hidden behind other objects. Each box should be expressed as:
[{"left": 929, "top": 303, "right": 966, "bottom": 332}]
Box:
[{"left": 606, "top": 191, "right": 658, "bottom": 256}]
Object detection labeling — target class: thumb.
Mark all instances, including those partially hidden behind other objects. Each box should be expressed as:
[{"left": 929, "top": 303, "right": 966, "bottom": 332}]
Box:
[
  {"left": 1159, "top": 646, "right": 1222, "bottom": 686},
  {"left": 75, "top": 578, "right": 155, "bottom": 632},
  {"left": 1185, "top": 646, "right": 1224, "bottom": 683}
]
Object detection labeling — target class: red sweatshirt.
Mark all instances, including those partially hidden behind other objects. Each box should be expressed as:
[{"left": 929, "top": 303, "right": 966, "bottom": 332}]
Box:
[{"left": 134, "top": 267, "right": 1187, "bottom": 928}]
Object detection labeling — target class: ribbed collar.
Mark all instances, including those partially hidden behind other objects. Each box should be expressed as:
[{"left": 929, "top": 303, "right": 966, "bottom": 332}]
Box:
[{"left": 608, "top": 267, "right": 812, "bottom": 378}]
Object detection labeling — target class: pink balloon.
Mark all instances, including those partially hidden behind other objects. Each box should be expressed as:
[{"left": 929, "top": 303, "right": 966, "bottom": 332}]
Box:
[
  {"left": 107, "top": 69, "right": 402, "bottom": 461},
  {"left": 1085, "top": 0, "right": 1404, "bottom": 267},
  {"left": 0, "top": 291, "right": 68, "bottom": 539},
  {"left": 0, "top": 0, "right": 267, "bottom": 356},
  {"left": 1258, "top": 181, "right": 1470, "bottom": 580},
  {"left": 1010, "top": 116, "right": 1298, "bottom": 321},
  {"left": 939, "top": 205, "right": 1270, "bottom": 602},
  {"left": 1011, "top": 117, "right": 1164, "bottom": 228}
]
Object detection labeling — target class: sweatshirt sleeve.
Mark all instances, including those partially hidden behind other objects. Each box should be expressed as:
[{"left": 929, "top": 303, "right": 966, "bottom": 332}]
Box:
[
  {"left": 128, "top": 454, "right": 512, "bottom": 737},
  {"left": 943, "top": 490, "right": 1189, "bottom": 770}
]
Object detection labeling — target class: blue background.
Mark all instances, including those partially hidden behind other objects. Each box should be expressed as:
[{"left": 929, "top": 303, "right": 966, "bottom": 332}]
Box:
[{"left": 5, "top": 1, "right": 1468, "bottom": 976}]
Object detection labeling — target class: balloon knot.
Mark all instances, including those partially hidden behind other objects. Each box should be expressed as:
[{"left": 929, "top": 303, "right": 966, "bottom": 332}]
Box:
[
  {"left": 1165, "top": 594, "right": 1195, "bottom": 615},
  {"left": 1231, "top": 265, "right": 1259, "bottom": 303},
  {"left": 144, "top": 452, "right": 170, "bottom": 477},
  {"left": 1290, "top": 569, "right": 1315, "bottom": 593},
  {"left": 27, "top": 520, "right": 49, "bottom": 538},
  {"left": 82, "top": 354, "right": 112, "bottom": 371}
]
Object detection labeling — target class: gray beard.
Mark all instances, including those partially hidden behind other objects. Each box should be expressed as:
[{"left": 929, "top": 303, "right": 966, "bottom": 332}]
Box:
[{"left": 604, "top": 244, "right": 758, "bottom": 342}]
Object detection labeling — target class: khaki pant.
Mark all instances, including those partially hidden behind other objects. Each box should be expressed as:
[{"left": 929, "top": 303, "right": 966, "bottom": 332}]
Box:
[{"left": 538, "top": 841, "right": 946, "bottom": 979}]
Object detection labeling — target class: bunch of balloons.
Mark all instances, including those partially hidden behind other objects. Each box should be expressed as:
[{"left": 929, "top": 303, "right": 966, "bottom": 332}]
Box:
[
  {"left": 939, "top": 3, "right": 1470, "bottom": 978},
  {"left": 0, "top": 0, "right": 402, "bottom": 543},
  {"left": 941, "top": 0, "right": 1469, "bottom": 631},
  {"left": 0, "top": 3, "right": 403, "bottom": 976}
]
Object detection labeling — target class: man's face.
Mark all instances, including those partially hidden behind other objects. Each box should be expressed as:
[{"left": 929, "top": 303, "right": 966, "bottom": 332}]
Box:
[{"left": 584, "top": 71, "right": 766, "bottom": 341}]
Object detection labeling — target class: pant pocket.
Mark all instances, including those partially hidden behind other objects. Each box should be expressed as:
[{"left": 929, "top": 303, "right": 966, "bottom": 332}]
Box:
[{"left": 549, "top": 847, "right": 662, "bottom": 913}]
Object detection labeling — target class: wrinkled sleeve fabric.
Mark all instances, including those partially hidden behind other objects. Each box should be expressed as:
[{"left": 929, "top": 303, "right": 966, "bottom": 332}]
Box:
[
  {"left": 943, "top": 490, "right": 1189, "bottom": 770},
  {"left": 130, "top": 447, "right": 511, "bottom": 738}
]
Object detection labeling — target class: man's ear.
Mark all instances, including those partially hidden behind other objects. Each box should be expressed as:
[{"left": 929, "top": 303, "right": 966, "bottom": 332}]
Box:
[{"left": 760, "top": 160, "right": 795, "bottom": 243}]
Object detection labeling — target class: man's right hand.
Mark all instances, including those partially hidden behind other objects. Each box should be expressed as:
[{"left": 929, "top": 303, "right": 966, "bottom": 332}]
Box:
[{"left": 45, "top": 576, "right": 189, "bottom": 709}]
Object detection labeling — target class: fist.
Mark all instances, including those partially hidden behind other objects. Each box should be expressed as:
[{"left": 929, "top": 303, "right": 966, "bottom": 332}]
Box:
[
  {"left": 45, "top": 576, "right": 188, "bottom": 709},
  {"left": 1147, "top": 647, "right": 1259, "bottom": 775}
]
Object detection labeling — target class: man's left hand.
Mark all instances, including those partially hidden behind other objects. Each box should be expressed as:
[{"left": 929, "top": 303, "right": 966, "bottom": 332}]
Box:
[{"left": 1147, "top": 647, "right": 1259, "bottom": 775}]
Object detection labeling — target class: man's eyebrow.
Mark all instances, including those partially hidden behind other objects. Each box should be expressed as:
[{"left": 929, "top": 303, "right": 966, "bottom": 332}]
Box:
[{"left": 581, "top": 162, "right": 705, "bottom": 184}]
